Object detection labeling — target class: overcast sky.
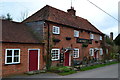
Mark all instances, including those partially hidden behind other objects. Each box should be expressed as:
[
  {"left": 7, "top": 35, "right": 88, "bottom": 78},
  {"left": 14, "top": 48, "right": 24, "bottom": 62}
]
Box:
[{"left": 0, "top": 0, "right": 119, "bottom": 39}]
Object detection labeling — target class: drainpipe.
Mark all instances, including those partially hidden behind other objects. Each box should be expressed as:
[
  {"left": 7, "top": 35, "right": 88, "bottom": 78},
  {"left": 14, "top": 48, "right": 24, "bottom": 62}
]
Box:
[{"left": 45, "top": 21, "right": 50, "bottom": 70}]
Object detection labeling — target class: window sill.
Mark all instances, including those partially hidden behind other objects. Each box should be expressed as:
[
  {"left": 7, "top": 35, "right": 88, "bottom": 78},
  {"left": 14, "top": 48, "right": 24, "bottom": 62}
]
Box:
[
  {"left": 4, "top": 63, "right": 21, "bottom": 66},
  {"left": 73, "top": 57, "right": 79, "bottom": 59}
]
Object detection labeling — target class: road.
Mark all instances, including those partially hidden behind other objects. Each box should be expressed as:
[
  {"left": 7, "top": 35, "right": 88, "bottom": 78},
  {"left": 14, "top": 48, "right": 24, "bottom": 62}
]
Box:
[{"left": 6, "top": 64, "right": 118, "bottom": 79}]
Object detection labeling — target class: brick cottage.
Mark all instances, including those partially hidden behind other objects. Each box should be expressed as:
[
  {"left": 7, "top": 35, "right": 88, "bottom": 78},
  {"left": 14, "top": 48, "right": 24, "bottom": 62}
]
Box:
[{"left": 1, "top": 5, "right": 105, "bottom": 77}]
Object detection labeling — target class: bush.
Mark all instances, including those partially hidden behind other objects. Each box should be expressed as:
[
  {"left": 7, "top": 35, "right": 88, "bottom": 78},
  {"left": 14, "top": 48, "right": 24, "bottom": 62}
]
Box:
[{"left": 50, "top": 66, "right": 72, "bottom": 73}]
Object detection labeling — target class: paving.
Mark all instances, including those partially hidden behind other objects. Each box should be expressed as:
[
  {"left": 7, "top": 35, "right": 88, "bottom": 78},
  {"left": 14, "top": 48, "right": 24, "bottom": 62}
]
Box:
[{"left": 5, "top": 64, "right": 119, "bottom": 78}]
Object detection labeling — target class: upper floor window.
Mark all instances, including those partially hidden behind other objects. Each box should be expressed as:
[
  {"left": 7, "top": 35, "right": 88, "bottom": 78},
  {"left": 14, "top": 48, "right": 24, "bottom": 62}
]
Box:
[
  {"left": 100, "top": 36, "right": 102, "bottom": 40},
  {"left": 5, "top": 49, "right": 20, "bottom": 64},
  {"left": 74, "top": 30, "right": 79, "bottom": 37},
  {"left": 90, "top": 33, "right": 94, "bottom": 39},
  {"left": 99, "top": 48, "right": 103, "bottom": 55},
  {"left": 89, "top": 48, "right": 94, "bottom": 56},
  {"left": 53, "top": 26, "right": 60, "bottom": 34},
  {"left": 73, "top": 48, "right": 79, "bottom": 58},
  {"left": 51, "top": 49, "right": 60, "bottom": 61}
]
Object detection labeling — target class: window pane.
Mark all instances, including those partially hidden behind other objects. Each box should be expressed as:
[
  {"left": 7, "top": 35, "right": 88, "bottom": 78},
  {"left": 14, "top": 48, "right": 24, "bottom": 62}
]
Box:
[
  {"left": 14, "top": 57, "right": 19, "bottom": 62},
  {"left": 7, "top": 57, "right": 12, "bottom": 63},
  {"left": 7, "top": 50, "right": 12, "bottom": 56},
  {"left": 14, "top": 50, "right": 19, "bottom": 56}
]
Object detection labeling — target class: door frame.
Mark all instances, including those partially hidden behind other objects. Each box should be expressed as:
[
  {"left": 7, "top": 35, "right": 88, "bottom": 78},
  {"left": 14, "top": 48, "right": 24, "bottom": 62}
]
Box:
[{"left": 28, "top": 49, "right": 40, "bottom": 71}]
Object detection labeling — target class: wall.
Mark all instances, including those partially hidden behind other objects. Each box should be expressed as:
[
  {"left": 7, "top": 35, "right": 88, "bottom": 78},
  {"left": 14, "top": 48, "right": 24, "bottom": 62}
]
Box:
[
  {"left": 2, "top": 43, "right": 44, "bottom": 77},
  {"left": 44, "top": 22, "right": 103, "bottom": 66}
]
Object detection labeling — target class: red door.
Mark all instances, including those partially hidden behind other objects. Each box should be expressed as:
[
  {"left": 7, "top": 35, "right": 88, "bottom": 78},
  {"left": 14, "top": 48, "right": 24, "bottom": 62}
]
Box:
[
  {"left": 94, "top": 52, "right": 97, "bottom": 58},
  {"left": 64, "top": 52, "right": 69, "bottom": 66},
  {"left": 29, "top": 50, "right": 38, "bottom": 71}
]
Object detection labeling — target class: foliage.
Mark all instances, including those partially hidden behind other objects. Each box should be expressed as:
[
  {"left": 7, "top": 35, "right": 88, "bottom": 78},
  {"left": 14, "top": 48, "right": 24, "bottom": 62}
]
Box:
[
  {"left": 0, "top": 13, "right": 13, "bottom": 21},
  {"left": 58, "top": 70, "right": 76, "bottom": 76},
  {"left": 50, "top": 66, "right": 72, "bottom": 73},
  {"left": 80, "top": 61, "right": 118, "bottom": 71},
  {"left": 105, "top": 35, "right": 114, "bottom": 45},
  {"left": 114, "top": 34, "right": 120, "bottom": 46},
  {"left": 82, "top": 43, "right": 88, "bottom": 47}
]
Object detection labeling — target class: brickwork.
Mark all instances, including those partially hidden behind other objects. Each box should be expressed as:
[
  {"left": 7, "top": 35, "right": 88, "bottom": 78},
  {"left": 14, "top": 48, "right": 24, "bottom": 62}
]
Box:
[
  {"left": 44, "top": 22, "right": 104, "bottom": 66},
  {"left": 2, "top": 43, "right": 44, "bottom": 77}
]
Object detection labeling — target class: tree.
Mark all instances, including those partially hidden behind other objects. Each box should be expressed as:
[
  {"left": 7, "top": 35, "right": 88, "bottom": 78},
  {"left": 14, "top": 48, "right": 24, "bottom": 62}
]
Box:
[
  {"left": 19, "top": 11, "right": 28, "bottom": 21},
  {"left": 0, "top": 13, "right": 13, "bottom": 21},
  {"left": 114, "top": 34, "right": 120, "bottom": 46}
]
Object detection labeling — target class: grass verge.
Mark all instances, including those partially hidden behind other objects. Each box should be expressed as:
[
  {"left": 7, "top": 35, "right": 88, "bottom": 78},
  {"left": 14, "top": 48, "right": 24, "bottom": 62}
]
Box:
[
  {"left": 80, "top": 61, "right": 118, "bottom": 71},
  {"left": 58, "top": 70, "right": 76, "bottom": 76}
]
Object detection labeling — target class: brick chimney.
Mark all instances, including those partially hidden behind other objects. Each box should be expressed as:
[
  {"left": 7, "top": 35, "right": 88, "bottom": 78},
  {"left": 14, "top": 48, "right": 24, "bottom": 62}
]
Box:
[
  {"left": 110, "top": 32, "right": 113, "bottom": 40},
  {"left": 67, "top": 7, "right": 76, "bottom": 16}
]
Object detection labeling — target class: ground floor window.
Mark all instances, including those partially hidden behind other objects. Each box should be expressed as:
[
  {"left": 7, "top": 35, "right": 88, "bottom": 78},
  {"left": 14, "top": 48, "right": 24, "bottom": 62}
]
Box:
[
  {"left": 99, "top": 48, "right": 103, "bottom": 55},
  {"left": 5, "top": 49, "right": 20, "bottom": 64},
  {"left": 73, "top": 48, "right": 79, "bottom": 58},
  {"left": 51, "top": 49, "right": 60, "bottom": 61},
  {"left": 89, "top": 48, "right": 94, "bottom": 56}
]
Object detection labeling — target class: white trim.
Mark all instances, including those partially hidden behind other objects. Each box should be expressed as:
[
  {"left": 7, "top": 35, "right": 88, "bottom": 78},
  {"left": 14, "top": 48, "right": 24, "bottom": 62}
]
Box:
[
  {"left": 69, "top": 54, "right": 71, "bottom": 66},
  {"left": 100, "top": 36, "right": 102, "bottom": 40},
  {"left": 52, "top": 26, "right": 60, "bottom": 34},
  {"left": 89, "top": 48, "right": 94, "bottom": 56},
  {"left": 51, "top": 49, "right": 60, "bottom": 61},
  {"left": 99, "top": 48, "right": 103, "bottom": 55},
  {"left": 74, "top": 30, "right": 79, "bottom": 37},
  {"left": 5, "top": 49, "right": 20, "bottom": 64},
  {"left": 28, "top": 49, "right": 40, "bottom": 71},
  {"left": 90, "top": 33, "right": 94, "bottom": 39},
  {"left": 73, "top": 48, "right": 79, "bottom": 58}
]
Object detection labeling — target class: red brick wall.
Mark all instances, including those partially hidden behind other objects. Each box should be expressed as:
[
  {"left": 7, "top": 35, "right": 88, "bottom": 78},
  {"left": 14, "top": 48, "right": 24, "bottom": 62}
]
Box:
[
  {"left": 44, "top": 22, "right": 103, "bottom": 66},
  {"left": 2, "top": 43, "right": 44, "bottom": 77}
]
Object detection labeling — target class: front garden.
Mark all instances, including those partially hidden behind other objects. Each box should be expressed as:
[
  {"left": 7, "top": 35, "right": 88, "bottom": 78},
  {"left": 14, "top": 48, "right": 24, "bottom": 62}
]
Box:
[{"left": 49, "top": 59, "right": 119, "bottom": 76}]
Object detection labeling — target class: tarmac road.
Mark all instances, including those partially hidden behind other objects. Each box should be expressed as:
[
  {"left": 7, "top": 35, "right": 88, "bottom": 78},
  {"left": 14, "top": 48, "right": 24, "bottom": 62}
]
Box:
[{"left": 4, "top": 64, "right": 119, "bottom": 80}]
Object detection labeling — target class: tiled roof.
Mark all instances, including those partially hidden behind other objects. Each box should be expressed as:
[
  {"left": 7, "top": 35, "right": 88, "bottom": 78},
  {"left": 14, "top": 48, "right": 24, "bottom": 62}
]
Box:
[
  {"left": 1, "top": 19, "right": 41, "bottom": 43},
  {"left": 23, "top": 5, "right": 103, "bottom": 34}
]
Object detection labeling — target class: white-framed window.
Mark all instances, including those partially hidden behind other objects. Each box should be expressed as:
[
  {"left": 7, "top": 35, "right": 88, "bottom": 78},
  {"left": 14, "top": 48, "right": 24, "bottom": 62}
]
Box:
[
  {"left": 5, "top": 49, "right": 20, "bottom": 64},
  {"left": 89, "top": 48, "right": 94, "bottom": 56},
  {"left": 90, "top": 33, "right": 94, "bottom": 39},
  {"left": 51, "top": 49, "right": 60, "bottom": 61},
  {"left": 74, "top": 30, "right": 79, "bottom": 37},
  {"left": 53, "top": 26, "right": 60, "bottom": 34},
  {"left": 100, "top": 36, "right": 102, "bottom": 40},
  {"left": 99, "top": 48, "right": 103, "bottom": 55},
  {"left": 106, "top": 49, "right": 108, "bottom": 54},
  {"left": 73, "top": 48, "right": 79, "bottom": 58}
]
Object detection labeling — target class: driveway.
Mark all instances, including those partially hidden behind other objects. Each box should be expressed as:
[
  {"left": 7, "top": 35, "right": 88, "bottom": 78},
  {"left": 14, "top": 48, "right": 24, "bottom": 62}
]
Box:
[{"left": 4, "top": 64, "right": 119, "bottom": 79}]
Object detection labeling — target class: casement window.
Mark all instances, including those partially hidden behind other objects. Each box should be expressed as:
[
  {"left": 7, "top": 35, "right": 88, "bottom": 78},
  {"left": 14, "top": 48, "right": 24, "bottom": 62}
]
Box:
[
  {"left": 53, "top": 26, "right": 60, "bottom": 34},
  {"left": 74, "top": 30, "right": 79, "bottom": 37},
  {"left": 5, "top": 49, "right": 20, "bottom": 64},
  {"left": 73, "top": 48, "right": 79, "bottom": 58},
  {"left": 90, "top": 34, "right": 94, "bottom": 39},
  {"left": 100, "top": 36, "right": 102, "bottom": 40},
  {"left": 106, "top": 49, "right": 108, "bottom": 54},
  {"left": 89, "top": 48, "right": 94, "bottom": 56},
  {"left": 99, "top": 48, "right": 103, "bottom": 55},
  {"left": 51, "top": 49, "right": 60, "bottom": 61}
]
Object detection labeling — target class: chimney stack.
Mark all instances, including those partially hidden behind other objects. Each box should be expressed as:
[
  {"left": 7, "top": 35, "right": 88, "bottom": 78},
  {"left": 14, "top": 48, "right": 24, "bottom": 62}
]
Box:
[
  {"left": 110, "top": 32, "right": 113, "bottom": 40},
  {"left": 67, "top": 7, "right": 76, "bottom": 16}
]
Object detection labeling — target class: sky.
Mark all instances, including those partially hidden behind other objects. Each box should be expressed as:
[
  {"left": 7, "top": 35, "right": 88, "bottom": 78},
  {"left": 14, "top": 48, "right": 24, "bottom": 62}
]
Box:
[{"left": 0, "top": 0, "right": 119, "bottom": 39}]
